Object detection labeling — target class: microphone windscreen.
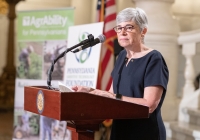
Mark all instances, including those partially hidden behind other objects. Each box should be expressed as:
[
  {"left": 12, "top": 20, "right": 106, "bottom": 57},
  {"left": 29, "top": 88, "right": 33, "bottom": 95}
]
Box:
[{"left": 98, "top": 34, "right": 106, "bottom": 43}]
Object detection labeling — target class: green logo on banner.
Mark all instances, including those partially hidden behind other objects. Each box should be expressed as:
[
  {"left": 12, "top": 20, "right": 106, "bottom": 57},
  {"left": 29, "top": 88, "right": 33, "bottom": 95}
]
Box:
[
  {"left": 22, "top": 15, "right": 67, "bottom": 28},
  {"left": 75, "top": 32, "right": 92, "bottom": 63},
  {"left": 17, "top": 9, "right": 74, "bottom": 41}
]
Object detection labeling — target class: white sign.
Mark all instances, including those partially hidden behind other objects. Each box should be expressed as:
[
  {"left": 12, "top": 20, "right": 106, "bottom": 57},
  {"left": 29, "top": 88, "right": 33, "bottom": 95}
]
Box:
[{"left": 64, "top": 22, "right": 104, "bottom": 88}]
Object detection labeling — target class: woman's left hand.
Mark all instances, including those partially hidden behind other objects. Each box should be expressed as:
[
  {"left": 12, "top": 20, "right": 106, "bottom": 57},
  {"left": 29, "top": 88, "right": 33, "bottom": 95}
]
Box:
[{"left": 90, "top": 89, "right": 115, "bottom": 99}]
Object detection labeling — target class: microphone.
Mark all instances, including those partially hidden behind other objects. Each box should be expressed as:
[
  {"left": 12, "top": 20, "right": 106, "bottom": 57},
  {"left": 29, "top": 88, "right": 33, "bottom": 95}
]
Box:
[
  {"left": 47, "top": 34, "right": 94, "bottom": 88},
  {"left": 79, "top": 34, "right": 94, "bottom": 45},
  {"left": 72, "top": 34, "right": 106, "bottom": 53}
]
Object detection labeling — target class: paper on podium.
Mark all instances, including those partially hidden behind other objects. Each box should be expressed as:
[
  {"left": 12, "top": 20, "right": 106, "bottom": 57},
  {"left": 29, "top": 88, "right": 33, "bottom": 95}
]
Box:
[{"left": 58, "top": 82, "right": 74, "bottom": 92}]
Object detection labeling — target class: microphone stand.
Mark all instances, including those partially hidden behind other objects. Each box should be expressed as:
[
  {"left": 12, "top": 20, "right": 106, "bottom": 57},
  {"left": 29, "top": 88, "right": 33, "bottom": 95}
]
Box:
[{"left": 47, "top": 34, "right": 94, "bottom": 89}]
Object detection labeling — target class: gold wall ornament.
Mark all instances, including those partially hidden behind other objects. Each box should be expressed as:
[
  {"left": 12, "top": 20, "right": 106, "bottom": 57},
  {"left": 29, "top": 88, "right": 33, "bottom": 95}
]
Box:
[{"left": 0, "top": 0, "right": 8, "bottom": 15}]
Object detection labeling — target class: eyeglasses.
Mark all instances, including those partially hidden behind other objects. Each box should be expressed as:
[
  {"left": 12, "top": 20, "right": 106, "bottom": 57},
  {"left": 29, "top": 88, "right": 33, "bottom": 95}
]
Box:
[{"left": 113, "top": 25, "right": 135, "bottom": 33}]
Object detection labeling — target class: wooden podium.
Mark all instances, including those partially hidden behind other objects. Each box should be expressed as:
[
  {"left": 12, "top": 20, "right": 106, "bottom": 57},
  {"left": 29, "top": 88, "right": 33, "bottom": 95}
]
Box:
[{"left": 24, "top": 86, "right": 149, "bottom": 140}]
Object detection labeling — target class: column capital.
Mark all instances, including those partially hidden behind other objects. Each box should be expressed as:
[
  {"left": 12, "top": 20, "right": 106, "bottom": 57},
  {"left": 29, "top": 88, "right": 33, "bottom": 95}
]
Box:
[
  {"left": 0, "top": 0, "right": 8, "bottom": 15},
  {"left": 5, "top": 0, "right": 24, "bottom": 5},
  {"left": 133, "top": 0, "right": 175, "bottom": 3}
]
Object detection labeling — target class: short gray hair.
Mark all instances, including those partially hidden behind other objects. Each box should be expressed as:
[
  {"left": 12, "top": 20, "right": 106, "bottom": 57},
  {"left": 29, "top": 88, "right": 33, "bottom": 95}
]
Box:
[{"left": 116, "top": 7, "right": 148, "bottom": 31}]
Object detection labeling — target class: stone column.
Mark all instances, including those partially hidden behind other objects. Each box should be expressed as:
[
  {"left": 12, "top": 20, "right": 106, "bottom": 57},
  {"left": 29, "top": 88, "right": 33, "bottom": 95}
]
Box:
[
  {"left": 0, "top": 0, "right": 23, "bottom": 110},
  {"left": 178, "top": 43, "right": 196, "bottom": 122},
  {"left": 177, "top": 29, "right": 200, "bottom": 122},
  {"left": 133, "top": 0, "right": 180, "bottom": 121},
  {"left": 182, "top": 43, "right": 196, "bottom": 95}
]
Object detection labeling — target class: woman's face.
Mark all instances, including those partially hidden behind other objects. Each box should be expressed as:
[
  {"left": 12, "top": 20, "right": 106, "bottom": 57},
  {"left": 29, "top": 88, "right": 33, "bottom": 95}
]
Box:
[{"left": 116, "top": 21, "right": 143, "bottom": 48}]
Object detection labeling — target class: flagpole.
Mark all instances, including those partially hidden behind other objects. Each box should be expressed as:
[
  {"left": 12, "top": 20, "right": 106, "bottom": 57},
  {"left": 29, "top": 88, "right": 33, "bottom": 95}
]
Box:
[{"left": 100, "top": 0, "right": 104, "bottom": 21}]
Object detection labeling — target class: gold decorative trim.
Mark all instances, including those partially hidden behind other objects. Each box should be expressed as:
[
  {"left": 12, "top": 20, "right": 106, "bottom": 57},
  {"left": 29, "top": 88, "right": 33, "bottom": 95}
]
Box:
[
  {"left": 0, "top": 0, "right": 8, "bottom": 15},
  {"left": 37, "top": 90, "right": 44, "bottom": 114}
]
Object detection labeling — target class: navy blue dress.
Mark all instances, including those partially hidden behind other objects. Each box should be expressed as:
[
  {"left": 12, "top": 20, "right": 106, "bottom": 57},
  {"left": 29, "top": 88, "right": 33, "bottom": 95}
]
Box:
[{"left": 110, "top": 50, "right": 169, "bottom": 140}]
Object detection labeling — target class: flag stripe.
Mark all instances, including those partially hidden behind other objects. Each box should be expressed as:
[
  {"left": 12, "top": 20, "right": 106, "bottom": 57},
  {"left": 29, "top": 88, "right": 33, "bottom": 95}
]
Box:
[
  {"left": 106, "top": 0, "right": 115, "bottom": 7},
  {"left": 96, "top": 11, "right": 101, "bottom": 22},
  {"left": 102, "top": 54, "right": 114, "bottom": 90},
  {"left": 104, "top": 31, "right": 116, "bottom": 42},
  {"left": 105, "top": 13, "right": 116, "bottom": 23},
  {"left": 105, "top": 13, "right": 116, "bottom": 24},
  {"left": 106, "top": 76, "right": 112, "bottom": 90},
  {"left": 104, "top": 20, "right": 116, "bottom": 34},
  {"left": 102, "top": 48, "right": 112, "bottom": 74},
  {"left": 103, "top": 55, "right": 114, "bottom": 89},
  {"left": 105, "top": 5, "right": 117, "bottom": 17},
  {"left": 105, "top": 37, "right": 115, "bottom": 52}
]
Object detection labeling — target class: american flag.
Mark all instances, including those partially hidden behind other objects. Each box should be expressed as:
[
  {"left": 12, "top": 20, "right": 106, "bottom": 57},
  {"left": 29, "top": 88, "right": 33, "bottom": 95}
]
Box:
[{"left": 96, "top": 0, "right": 117, "bottom": 91}]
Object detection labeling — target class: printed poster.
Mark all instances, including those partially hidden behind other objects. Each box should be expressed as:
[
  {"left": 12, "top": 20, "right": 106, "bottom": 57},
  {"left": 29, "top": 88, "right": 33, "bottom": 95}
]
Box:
[{"left": 14, "top": 8, "right": 74, "bottom": 140}]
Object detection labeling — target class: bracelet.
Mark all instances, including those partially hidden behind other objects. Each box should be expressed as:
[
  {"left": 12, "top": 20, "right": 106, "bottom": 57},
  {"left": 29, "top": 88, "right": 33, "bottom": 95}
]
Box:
[
  {"left": 89, "top": 88, "right": 95, "bottom": 92},
  {"left": 87, "top": 87, "right": 94, "bottom": 92},
  {"left": 116, "top": 93, "right": 122, "bottom": 100}
]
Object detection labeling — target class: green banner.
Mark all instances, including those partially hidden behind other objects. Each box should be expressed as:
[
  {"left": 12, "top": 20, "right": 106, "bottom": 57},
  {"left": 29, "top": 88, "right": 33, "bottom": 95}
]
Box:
[
  {"left": 17, "top": 8, "right": 74, "bottom": 41},
  {"left": 13, "top": 8, "right": 74, "bottom": 140}
]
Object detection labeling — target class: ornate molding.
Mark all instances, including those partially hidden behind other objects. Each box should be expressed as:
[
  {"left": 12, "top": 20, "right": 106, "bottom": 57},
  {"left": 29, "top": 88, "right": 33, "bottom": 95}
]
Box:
[
  {"left": 178, "top": 29, "right": 200, "bottom": 45},
  {"left": 5, "top": 0, "right": 23, "bottom": 4},
  {"left": 0, "top": 0, "right": 8, "bottom": 15}
]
